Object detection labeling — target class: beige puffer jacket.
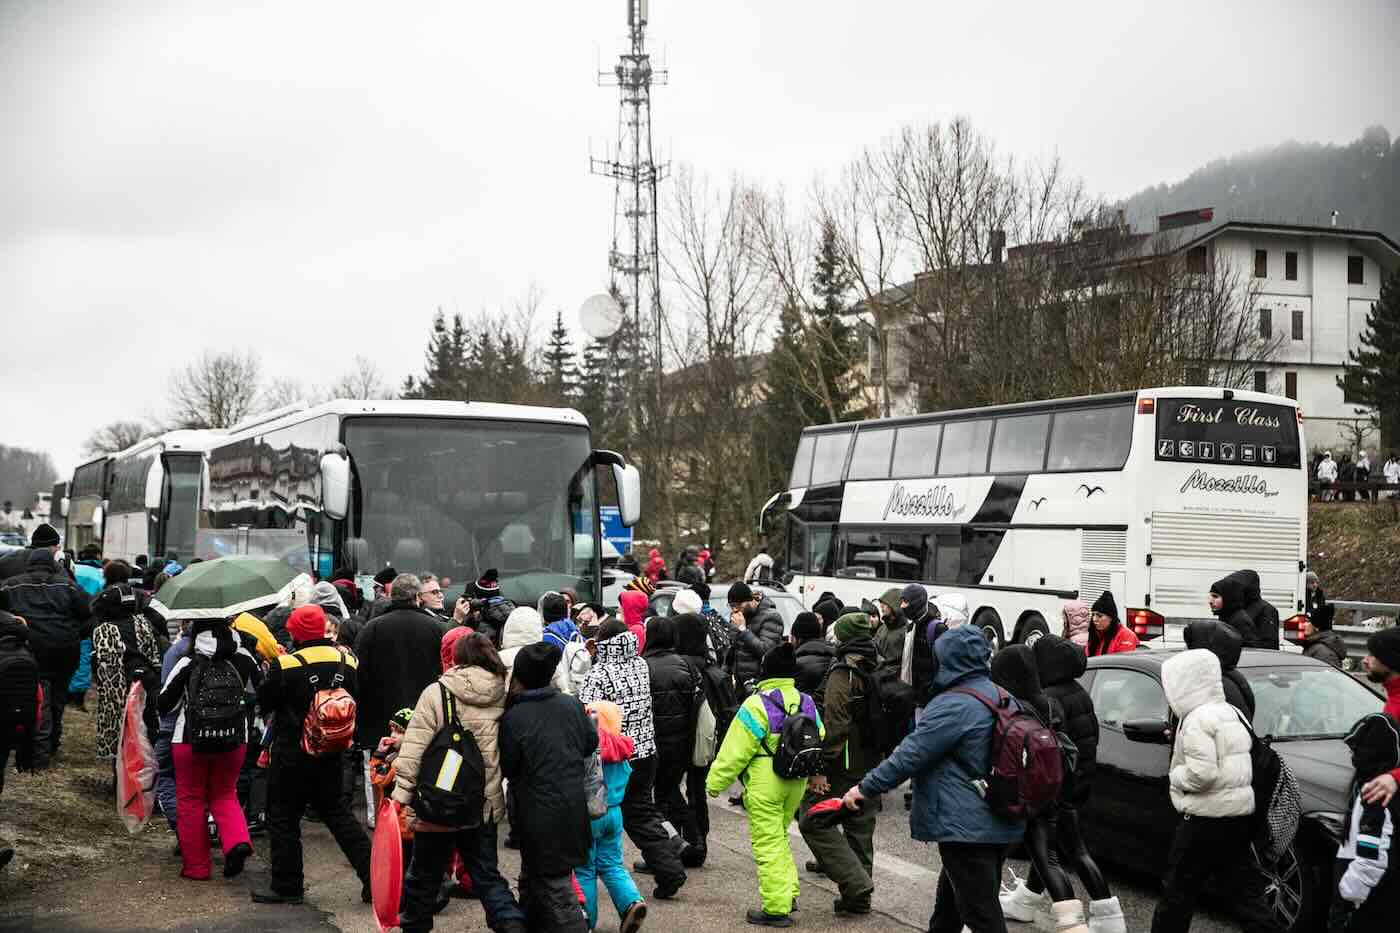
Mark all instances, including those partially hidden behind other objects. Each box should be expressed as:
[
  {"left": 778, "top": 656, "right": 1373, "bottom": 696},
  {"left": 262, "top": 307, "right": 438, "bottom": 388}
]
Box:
[
  {"left": 391, "top": 664, "right": 507, "bottom": 825},
  {"left": 1161, "top": 648, "right": 1254, "bottom": 818}
]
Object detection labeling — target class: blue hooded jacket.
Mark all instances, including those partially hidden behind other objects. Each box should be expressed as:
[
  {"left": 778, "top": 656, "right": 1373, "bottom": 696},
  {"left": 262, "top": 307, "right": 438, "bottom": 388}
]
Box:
[
  {"left": 543, "top": 618, "right": 581, "bottom": 649},
  {"left": 860, "top": 625, "right": 1025, "bottom": 845}
]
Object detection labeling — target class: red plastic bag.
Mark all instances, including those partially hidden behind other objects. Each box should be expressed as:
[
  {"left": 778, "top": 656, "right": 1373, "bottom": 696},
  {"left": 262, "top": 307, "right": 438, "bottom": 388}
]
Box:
[
  {"left": 371, "top": 798, "right": 404, "bottom": 931},
  {"left": 116, "top": 682, "right": 157, "bottom": 834}
]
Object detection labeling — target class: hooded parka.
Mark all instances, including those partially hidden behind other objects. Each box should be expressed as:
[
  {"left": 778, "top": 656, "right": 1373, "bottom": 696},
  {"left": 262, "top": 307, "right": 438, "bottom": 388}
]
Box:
[
  {"left": 1160, "top": 649, "right": 1254, "bottom": 818},
  {"left": 578, "top": 630, "right": 656, "bottom": 759},
  {"left": 1033, "top": 634, "right": 1097, "bottom": 801},
  {"left": 641, "top": 617, "right": 700, "bottom": 763}
]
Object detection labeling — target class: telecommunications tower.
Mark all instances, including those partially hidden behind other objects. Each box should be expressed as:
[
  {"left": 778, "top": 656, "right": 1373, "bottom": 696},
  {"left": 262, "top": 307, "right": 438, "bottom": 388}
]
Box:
[{"left": 591, "top": 0, "right": 668, "bottom": 383}]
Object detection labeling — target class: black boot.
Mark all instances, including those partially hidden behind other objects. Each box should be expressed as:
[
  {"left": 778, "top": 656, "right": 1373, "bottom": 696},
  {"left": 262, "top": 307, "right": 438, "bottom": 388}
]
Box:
[
  {"left": 222, "top": 842, "right": 252, "bottom": 878},
  {"left": 251, "top": 888, "right": 305, "bottom": 905}
]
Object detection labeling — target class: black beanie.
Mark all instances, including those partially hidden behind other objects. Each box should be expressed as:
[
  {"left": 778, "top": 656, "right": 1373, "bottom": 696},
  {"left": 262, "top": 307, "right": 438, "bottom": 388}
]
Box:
[
  {"left": 813, "top": 597, "right": 842, "bottom": 628},
  {"left": 1367, "top": 628, "right": 1400, "bottom": 673},
  {"left": 540, "top": 592, "right": 568, "bottom": 624},
  {"left": 373, "top": 566, "right": 398, "bottom": 586},
  {"left": 1091, "top": 590, "right": 1119, "bottom": 623},
  {"left": 760, "top": 642, "right": 798, "bottom": 679},
  {"left": 513, "top": 642, "right": 562, "bottom": 690},
  {"left": 30, "top": 523, "right": 59, "bottom": 549},
  {"left": 727, "top": 581, "right": 754, "bottom": 605},
  {"left": 791, "top": 612, "right": 822, "bottom": 642}
]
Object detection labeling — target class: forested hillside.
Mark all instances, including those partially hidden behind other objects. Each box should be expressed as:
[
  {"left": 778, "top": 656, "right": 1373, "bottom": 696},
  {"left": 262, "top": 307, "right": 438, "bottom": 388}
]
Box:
[{"left": 1120, "top": 126, "right": 1400, "bottom": 238}]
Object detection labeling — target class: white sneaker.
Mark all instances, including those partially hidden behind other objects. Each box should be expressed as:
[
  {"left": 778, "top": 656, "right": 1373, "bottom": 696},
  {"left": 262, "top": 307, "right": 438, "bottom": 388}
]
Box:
[
  {"left": 1000, "top": 878, "right": 1050, "bottom": 923},
  {"left": 1088, "top": 897, "right": 1126, "bottom": 933},
  {"left": 1050, "top": 900, "right": 1089, "bottom": 933}
]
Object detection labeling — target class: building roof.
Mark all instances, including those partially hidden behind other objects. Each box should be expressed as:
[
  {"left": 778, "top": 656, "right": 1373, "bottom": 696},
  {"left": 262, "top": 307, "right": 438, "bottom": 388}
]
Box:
[{"left": 1143, "top": 219, "right": 1400, "bottom": 264}]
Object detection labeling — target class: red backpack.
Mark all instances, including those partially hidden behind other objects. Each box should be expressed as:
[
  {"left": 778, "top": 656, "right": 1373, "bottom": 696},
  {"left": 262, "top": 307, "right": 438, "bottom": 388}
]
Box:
[
  {"left": 948, "top": 686, "right": 1062, "bottom": 820},
  {"left": 293, "top": 653, "right": 356, "bottom": 757}
]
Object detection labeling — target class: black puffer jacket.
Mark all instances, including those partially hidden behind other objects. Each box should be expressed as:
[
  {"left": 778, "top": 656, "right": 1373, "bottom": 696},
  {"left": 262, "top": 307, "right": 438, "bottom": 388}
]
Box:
[
  {"left": 1211, "top": 575, "right": 1262, "bottom": 652},
  {"left": 1226, "top": 570, "right": 1280, "bottom": 650},
  {"left": 728, "top": 598, "right": 785, "bottom": 690},
  {"left": 642, "top": 617, "right": 700, "bottom": 763},
  {"left": 0, "top": 549, "right": 91, "bottom": 674},
  {"left": 1033, "top": 634, "right": 1097, "bottom": 802},
  {"left": 1184, "top": 619, "right": 1256, "bottom": 719},
  {"left": 673, "top": 612, "right": 737, "bottom": 726},
  {"left": 990, "top": 644, "right": 1060, "bottom": 729},
  {"left": 794, "top": 637, "right": 835, "bottom": 696}
]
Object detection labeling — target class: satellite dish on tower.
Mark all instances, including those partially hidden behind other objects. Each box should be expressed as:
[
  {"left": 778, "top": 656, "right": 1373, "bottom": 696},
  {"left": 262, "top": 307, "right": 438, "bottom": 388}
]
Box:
[{"left": 579, "top": 293, "right": 626, "bottom": 340}]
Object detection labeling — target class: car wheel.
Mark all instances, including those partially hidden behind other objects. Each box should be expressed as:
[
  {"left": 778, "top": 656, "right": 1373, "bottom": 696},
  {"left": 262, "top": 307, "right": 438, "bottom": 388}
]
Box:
[
  {"left": 1017, "top": 613, "right": 1049, "bottom": 647},
  {"left": 974, "top": 610, "right": 1004, "bottom": 654},
  {"left": 1261, "top": 842, "right": 1309, "bottom": 932}
]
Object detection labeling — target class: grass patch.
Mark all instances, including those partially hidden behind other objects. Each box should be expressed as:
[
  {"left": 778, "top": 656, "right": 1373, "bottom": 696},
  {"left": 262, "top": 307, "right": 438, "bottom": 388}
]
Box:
[{"left": 1309, "top": 501, "right": 1400, "bottom": 605}]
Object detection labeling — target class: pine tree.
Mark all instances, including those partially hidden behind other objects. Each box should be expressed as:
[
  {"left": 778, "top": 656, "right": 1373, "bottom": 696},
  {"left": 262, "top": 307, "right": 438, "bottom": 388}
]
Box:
[
  {"left": 758, "top": 302, "right": 815, "bottom": 489},
  {"left": 577, "top": 337, "right": 611, "bottom": 434},
  {"left": 1340, "top": 266, "right": 1400, "bottom": 449},
  {"left": 542, "top": 310, "right": 580, "bottom": 403},
  {"left": 810, "top": 220, "right": 861, "bottom": 420}
]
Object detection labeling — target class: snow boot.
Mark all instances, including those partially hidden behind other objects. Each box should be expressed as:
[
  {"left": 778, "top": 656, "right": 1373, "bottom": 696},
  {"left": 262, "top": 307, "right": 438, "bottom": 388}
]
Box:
[
  {"left": 1000, "top": 877, "right": 1050, "bottom": 923},
  {"left": 1088, "top": 897, "right": 1126, "bottom": 933},
  {"left": 1050, "top": 900, "right": 1089, "bottom": 933}
]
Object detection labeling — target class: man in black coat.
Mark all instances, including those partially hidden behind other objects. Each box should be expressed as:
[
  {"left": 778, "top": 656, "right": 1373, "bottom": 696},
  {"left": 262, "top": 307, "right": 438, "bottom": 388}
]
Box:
[
  {"left": 641, "top": 616, "right": 702, "bottom": 870},
  {"left": 1226, "top": 569, "right": 1280, "bottom": 650},
  {"left": 1183, "top": 620, "right": 1256, "bottom": 719},
  {"left": 500, "top": 642, "right": 595, "bottom": 933},
  {"left": 725, "top": 582, "right": 784, "bottom": 697},
  {"left": 353, "top": 574, "right": 444, "bottom": 751},
  {"left": 671, "top": 612, "right": 735, "bottom": 866},
  {"left": 791, "top": 612, "right": 834, "bottom": 696},
  {"left": 0, "top": 528, "right": 91, "bottom": 769}
]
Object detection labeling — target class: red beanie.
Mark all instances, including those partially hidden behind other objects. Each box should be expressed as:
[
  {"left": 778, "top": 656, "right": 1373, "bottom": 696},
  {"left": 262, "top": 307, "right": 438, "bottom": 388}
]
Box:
[{"left": 287, "top": 604, "right": 328, "bottom": 644}]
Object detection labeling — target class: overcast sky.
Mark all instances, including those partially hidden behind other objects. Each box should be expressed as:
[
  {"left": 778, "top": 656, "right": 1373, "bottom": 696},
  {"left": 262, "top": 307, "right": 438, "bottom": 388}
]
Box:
[{"left": 3, "top": 0, "right": 1398, "bottom": 478}]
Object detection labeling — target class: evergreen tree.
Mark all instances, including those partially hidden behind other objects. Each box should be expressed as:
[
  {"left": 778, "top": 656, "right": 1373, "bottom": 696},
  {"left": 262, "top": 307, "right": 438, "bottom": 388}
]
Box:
[
  {"left": 810, "top": 220, "right": 861, "bottom": 420},
  {"left": 577, "top": 337, "right": 611, "bottom": 433},
  {"left": 1340, "top": 266, "right": 1400, "bottom": 449},
  {"left": 403, "top": 309, "right": 470, "bottom": 400},
  {"left": 542, "top": 310, "right": 580, "bottom": 403},
  {"left": 757, "top": 302, "right": 815, "bottom": 489}
]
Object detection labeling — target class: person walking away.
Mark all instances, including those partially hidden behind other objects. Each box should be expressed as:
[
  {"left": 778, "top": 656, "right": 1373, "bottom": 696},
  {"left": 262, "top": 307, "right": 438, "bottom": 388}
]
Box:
[
  {"left": 0, "top": 609, "right": 41, "bottom": 871},
  {"left": 744, "top": 547, "right": 774, "bottom": 584},
  {"left": 989, "top": 646, "right": 1087, "bottom": 933},
  {"left": 67, "top": 543, "right": 104, "bottom": 710},
  {"left": 898, "top": 584, "right": 941, "bottom": 700},
  {"left": 1207, "top": 576, "right": 1263, "bottom": 653},
  {"left": 500, "top": 642, "right": 596, "bottom": 932},
  {"left": 1085, "top": 592, "right": 1137, "bottom": 657},
  {"left": 672, "top": 612, "right": 736, "bottom": 867},
  {"left": 705, "top": 643, "right": 821, "bottom": 927},
  {"left": 1358, "top": 629, "right": 1400, "bottom": 809},
  {"left": 1332, "top": 712, "right": 1400, "bottom": 931},
  {"left": 725, "top": 582, "right": 784, "bottom": 700},
  {"left": 263, "top": 579, "right": 314, "bottom": 651},
  {"left": 0, "top": 528, "right": 91, "bottom": 769},
  {"left": 354, "top": 573, "right": 444, "bottom": 827},
  {"left": 1317, "top": 450, "right": 1339, "bottom": 500},
  {"left": 1339, "top": 454, "right": 1357, "bottom": 501},
  {"left": 1226, "top": 569, "right": 1280, "bottom": 650},
  {"left": 1183, "top": 620, "right": 1256, "bottom": 718},
  {"left": 253, "top": 605, "right": 372, "bottom": 904},
  {"left": 791, "top": 613, "right": 833, "bottom": 697},
  {"left": 1003, "top": 635, "right": 1122, "bottom": 932},
  {"left": 579, "top": 700, "right": 648, "bottom": 933},
  {"left": 842, "top": 626, "right": 1024, "bottom": 933},
  {"left": 393, "top": 633, "right": 526, "bottom": 933},
  {"left": 158, "top": 615, "right": 260, "bottom": 882},
  {"left": 638, "top": 615, "right": 701, "bottom": 874},
  {"left": 540, "top": 592, "right": 591, "bottom": 695},
  {"left": 1297, "top": 608, "right": 1346, "bottom": 669},
  {"left": 1150, "top": 649, "right": 1279, "bottom": 933},
  {"left": 872, "top": 588, "right": 905, "bottom": 670},
  {"left": 90, "top": 573, "right": 165, "bottom": 768},
  {"left": 799, "top": 611, "right": 881, "bottom": 916},
  {"left": 1356, "top": 449, "right": 1373, "bottom": 501},
  {"left": 579, "top": 619, "right": 687, "bottom": 899},
  {"left": 1060, "top": 600, "right": 1090, "bottom": 650}
]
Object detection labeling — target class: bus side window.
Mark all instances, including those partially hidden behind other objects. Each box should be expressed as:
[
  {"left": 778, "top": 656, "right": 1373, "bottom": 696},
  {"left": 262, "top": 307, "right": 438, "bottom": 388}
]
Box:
[
  {"left": 808, "top": 525, "right": 836, "bottom": 577},
  {"left": 929, "top": 533, "right": 960, "bottom": 584},
  {"left": 887, "top": 532, "right": 924, "bottom": 581},
  {"left": 786, "top": 520, "right": 808, "bottom": 574}
]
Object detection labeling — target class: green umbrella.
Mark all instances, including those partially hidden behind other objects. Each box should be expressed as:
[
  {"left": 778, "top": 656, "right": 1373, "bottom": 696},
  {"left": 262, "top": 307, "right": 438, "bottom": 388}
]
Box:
[{"left": 149, "top": 557, "right": 309, "bottom": 622}]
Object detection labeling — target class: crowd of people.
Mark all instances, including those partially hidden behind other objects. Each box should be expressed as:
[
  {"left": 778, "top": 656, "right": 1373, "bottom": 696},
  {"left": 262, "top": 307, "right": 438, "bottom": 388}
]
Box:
[
  {"left": 1, "top": 523, "right": 1398, "bottom": 932},
  {"left": 1314, "top": 448, "right": 1400, "bottom": 500}
]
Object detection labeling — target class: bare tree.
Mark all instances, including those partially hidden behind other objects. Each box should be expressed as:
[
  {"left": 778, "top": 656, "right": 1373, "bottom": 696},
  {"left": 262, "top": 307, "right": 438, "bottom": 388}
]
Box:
[
  {"left": 167, "top": 350, "right": 262, "bottom": 429},
  {"left": 329, "top": 356, "right": 388, "bottom": 400},
  {"left": 83, "top": 420, "right": 153, "bottom": 455}
]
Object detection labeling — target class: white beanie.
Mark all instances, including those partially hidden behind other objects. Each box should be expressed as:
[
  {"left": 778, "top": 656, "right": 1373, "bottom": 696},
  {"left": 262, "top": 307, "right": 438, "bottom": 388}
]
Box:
[{"left": 672, "top": 589, "right": 704, "bottom": 615}]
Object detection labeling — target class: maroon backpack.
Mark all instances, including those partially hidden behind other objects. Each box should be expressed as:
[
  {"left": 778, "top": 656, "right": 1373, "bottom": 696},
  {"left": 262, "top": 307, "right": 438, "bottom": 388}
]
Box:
[{"left": 948, "top": 686, "right": 1062, "bottom": 820}]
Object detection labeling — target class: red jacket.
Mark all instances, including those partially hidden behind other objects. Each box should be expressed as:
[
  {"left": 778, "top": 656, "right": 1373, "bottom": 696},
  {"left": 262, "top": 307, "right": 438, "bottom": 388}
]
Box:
[
  {"left": 1384, "top": 678, "right": 1400, "bottom": 784},
  {"left": 1086, "top": 624, "right": 1139, "bottom": 657}
]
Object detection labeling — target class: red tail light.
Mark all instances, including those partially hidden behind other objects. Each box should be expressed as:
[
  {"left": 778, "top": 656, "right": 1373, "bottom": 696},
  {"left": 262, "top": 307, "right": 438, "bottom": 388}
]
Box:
[
  {"left": 1296, "top": 408, "right": 1305, "bottom": 424},
  {"left": 1127, "top": 608, "right": 1164, "bottom": 641},
  {"left": 1282, "top": 614, "right": 1305, "bottom": 638},
  {"left": 1137, "top": 398, "right": 1155, "bottom": 415}
]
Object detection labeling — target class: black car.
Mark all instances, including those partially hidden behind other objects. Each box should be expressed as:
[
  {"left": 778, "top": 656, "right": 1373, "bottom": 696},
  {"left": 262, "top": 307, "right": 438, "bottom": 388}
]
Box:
[{"left": 1078, "top": 649, "right": 1382, "bottom": 932}]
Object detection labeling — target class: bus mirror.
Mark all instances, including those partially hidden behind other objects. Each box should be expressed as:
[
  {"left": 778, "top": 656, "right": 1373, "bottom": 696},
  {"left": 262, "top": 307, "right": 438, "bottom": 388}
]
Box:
[
  {"left": 613, "top": 463, "right": 641, "bottom": 527},
  {"left": 144, "top": 458, "right": 166, "bottom": 510},
  {"left": 60, "top": 496, "right": 69, "bottom": 518},
  {"left": 320, "top": 450, "right": 351, "bottom": 521}
]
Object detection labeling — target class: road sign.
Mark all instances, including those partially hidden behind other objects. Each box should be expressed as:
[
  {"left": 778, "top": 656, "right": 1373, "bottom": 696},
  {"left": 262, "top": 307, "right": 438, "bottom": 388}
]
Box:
[{"left": 600, "top": 506, "right": 633, "bottom": 555}]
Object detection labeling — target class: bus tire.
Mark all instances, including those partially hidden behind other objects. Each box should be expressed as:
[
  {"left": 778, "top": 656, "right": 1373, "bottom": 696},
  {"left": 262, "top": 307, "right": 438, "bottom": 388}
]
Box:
[
  {"left": 974, "top": 610, "right": 1005, "bottom": 652},
  {"left": 1016, "top": 613, "right": 1049, "bottom": 647}
]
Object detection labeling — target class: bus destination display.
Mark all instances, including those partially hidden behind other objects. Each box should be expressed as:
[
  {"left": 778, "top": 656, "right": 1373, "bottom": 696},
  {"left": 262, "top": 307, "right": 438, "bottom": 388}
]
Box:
[{"left": 1153, "top": 398, "right": 1300, "bottom": 470}]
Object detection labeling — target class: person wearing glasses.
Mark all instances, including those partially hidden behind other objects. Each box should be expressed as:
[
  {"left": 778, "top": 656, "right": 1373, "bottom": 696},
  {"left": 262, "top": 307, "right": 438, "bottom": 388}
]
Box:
[{"left": 417, "top": 575, "right": 451, "bottom": 627}]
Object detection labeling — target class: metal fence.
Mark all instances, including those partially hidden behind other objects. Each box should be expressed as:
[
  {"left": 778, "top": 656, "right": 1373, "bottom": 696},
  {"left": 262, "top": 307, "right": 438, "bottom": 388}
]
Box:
[{"left": 1333, "top": 599, "right": 1400, "bottom": 659}]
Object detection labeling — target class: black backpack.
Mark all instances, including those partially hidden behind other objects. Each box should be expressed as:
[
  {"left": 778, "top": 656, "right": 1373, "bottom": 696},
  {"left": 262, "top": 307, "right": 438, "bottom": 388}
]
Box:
[
  {"left": 413, "top": 683, "right": 487, "bottom": 829},
  {"left": 184, "top": 656, "right": 247, "bottom": 753},
  {"left": 0, "top": 643, "right": 39, "bottom": 768},
  {"left": 1234, "top": 710, "right": 1302, "bottom": 864},
  {"left": 847, "top": 663, "right": 918, "bottom": 759},
  {"left": 756, "top": 689, "right": 824, "bottom": 779}
]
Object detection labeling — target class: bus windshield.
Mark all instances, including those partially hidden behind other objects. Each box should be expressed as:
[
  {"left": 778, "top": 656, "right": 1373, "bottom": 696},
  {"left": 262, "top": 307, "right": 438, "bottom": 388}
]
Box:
[{"left": 343, "top": 418, "right": 598, "bottom": 603}]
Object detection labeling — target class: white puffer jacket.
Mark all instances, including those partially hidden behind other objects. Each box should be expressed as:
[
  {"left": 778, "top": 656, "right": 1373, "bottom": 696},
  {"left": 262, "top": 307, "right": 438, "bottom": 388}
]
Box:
[
  {"left": 1161, "top": 649, "right": 1255, "bottom": 818},
  {"left": 498, "top": 607, "right": 564, "bottom": 693}
]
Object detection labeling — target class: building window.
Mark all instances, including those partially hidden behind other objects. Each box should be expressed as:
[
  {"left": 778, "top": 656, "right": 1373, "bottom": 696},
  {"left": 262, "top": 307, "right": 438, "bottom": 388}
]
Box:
[
  {"left": 1348, "top": 255, "right": 1364, "bottom": 285},
  {"left": 1254, "top": 249, "right": 1268, "bottom": 278},
  {"left": 1258, "top": 307, "right": 1271, "bottom": 339},
  {"left": 1186, "top": 245, "right": 1208, "bottom": 274},
  {"left": 1253, "top": 371, "right": 1267, "bottom": 393},
  {"left": 1291, "top": 309, "right": 1304, "bottom": 340},
  {"left": 1285, "top": 372, "right": 1297, "bottom": 400},
  {"left": 1285, "top": 251, "right": 1298, "bottom": 281}
]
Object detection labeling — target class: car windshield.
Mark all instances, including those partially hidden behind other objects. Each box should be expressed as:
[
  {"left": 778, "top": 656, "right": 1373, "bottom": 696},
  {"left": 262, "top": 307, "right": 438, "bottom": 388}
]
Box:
[
  {"left": 708, "top": 592, "right": 802, "bottom": 634},
  {"left": 343, "top": 418, "right": 599, "bottom": 604},
  {"left": 1243, "top": 665, "right": 1383, "bottom": 739}
]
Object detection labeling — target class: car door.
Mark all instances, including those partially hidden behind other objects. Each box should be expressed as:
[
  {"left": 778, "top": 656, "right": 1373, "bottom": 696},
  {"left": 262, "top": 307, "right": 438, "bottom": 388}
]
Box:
[{"left": 1080, "top": 666, "right": 1176, "bottom": 873}]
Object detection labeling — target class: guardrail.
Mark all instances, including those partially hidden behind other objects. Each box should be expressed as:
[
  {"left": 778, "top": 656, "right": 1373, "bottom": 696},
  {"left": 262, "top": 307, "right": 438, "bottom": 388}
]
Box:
[
  {"left": 1333, "top": 599, "right": 1399, "bottom": 660},
  {"left": 1308, "top": 480, "right": 1400, "bottom": 501}
]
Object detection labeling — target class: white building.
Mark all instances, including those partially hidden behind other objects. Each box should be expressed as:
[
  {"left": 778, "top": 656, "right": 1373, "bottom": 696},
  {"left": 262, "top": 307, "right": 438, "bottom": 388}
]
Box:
[{"left": 1175, "top": 221, "right": 1399, "bottom": 453}]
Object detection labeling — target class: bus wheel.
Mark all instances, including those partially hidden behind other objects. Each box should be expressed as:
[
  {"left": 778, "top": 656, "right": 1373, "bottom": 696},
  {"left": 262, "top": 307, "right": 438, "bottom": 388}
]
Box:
[
  {"left": 974, "top": 610, "right": 1005, "bottom": 653},
  {"left": 1017, "top": 613, "right": 1049, "bottom": 647}
]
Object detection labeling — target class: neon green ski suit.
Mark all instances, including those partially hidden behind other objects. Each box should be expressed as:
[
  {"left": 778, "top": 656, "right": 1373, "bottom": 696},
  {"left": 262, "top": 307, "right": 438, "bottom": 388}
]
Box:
[{"left": 705, "top": 677, "right": 823, "bottom": 916}]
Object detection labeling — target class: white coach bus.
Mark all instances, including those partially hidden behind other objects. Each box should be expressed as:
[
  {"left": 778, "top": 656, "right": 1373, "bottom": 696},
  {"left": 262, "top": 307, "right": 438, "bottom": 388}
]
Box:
[
  {"left": 103, "top": 429, "right": 226, "bottom": 565},
  {"left": 197, "top": 399, "right": 640, "bottom": 608},
  {"left": 761, "top": 387, "right": 1308, "bottom": 648}
]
